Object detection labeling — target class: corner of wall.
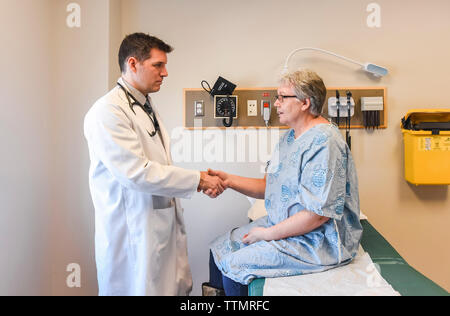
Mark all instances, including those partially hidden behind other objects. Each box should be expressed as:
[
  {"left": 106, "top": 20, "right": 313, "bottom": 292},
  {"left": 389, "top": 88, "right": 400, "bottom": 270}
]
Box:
[{"left": 108, "top": 0, "right": 122, "bottom": 90}]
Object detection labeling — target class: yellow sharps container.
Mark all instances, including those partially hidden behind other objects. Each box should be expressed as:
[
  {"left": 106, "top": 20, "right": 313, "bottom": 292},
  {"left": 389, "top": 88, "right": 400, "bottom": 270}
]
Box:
[{"left": 401, "top": 109, "right": 450, "bottom": 185}]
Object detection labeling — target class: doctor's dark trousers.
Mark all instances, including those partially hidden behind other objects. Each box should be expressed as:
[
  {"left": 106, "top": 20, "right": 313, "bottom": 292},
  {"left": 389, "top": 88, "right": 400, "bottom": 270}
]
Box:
[{"left": 209, "top": 251, "right": 248, "bottom": 296}]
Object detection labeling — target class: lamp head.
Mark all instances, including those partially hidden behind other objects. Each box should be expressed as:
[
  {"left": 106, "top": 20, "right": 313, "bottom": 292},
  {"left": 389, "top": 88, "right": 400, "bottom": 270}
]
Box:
[{"left": 363, "top": 63, "right": 388, "bottom": 77}]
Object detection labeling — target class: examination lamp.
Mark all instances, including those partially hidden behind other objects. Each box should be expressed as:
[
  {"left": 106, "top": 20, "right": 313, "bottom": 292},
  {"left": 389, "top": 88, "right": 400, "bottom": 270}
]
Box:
[{"left": 282, "top": 47, "right": 389, "bottom": 77}]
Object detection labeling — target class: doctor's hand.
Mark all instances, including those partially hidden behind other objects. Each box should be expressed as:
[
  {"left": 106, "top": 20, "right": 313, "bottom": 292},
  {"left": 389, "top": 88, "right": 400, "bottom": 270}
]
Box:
[
  {"left": 204, "top": 169, "right": 232, "bottom": 198},
  {"left": 207, "top": 169, "right": 232, "bottom": 188},
  {"left": 198, "top": 172, "right": 226, "bottom": 199}
]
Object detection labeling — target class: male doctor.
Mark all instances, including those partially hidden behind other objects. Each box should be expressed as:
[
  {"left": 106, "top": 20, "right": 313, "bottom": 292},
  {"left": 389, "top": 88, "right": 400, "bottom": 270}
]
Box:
[{"left": 84, "top": 33, "right": 224, "bottom": 296}]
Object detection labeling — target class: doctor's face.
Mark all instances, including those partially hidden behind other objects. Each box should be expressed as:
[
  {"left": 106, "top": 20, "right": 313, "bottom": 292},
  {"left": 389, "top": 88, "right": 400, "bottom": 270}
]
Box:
[{"left": 135, "top": 48, "right": 168, "bottom": 94}]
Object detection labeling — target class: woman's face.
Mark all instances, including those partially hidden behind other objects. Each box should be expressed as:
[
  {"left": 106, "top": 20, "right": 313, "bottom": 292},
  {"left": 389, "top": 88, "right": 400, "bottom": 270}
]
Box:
[{"left": 274, "top": 83, "right": 304, "bottom": 126}]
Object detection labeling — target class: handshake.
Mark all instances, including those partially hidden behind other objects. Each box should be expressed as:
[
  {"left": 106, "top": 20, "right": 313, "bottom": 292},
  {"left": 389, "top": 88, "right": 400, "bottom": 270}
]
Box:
[{"left": 197, "top": 169, "right": 229, "bottom": 199}]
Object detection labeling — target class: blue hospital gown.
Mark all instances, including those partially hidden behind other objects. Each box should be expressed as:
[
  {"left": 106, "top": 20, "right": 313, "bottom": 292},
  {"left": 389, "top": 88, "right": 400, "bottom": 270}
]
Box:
[{"left": 210, "top": 123, "right": 363, "bottom": 285}]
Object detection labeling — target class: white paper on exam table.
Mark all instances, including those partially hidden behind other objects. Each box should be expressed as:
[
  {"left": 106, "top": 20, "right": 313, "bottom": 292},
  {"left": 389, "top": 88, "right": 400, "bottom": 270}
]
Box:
[{"left": 263, "top": 246, "right": 400, "bottom": 296}]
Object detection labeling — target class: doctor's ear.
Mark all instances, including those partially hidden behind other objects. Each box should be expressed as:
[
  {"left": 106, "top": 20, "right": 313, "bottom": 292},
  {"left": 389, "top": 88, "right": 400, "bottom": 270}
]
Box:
[{"left": 126, "top": 57, "right": 139, "bottom": 73}]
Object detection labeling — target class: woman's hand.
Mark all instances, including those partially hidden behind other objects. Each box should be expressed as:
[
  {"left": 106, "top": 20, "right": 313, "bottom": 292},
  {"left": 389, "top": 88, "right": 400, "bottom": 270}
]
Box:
[
  {"left": 208, "top": 169, "right": 232, "bottom": 188},
  {"left": 203, "top": 169, "right": 232, "bottom": 197},
  {"left": 242, "top": 227, "right": 272, "bottom": 245},
  {"left": 198, "top": 171, "right": 225, "bottom": 197}
]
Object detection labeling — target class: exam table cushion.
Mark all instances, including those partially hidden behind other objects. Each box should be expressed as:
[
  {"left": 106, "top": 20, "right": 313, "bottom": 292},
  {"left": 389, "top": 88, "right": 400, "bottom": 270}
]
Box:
[{"left": 249, "top": 220, "right": 449, "bottom": 296}]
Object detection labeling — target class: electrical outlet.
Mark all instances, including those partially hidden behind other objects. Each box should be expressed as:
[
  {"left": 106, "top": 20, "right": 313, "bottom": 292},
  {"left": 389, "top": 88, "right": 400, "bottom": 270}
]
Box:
[
  {"left": 247, "top": 100, "right": 257, "bottom": 117},
  {"left": 194, "top": 100, "right": 204, "bottom": 117}
]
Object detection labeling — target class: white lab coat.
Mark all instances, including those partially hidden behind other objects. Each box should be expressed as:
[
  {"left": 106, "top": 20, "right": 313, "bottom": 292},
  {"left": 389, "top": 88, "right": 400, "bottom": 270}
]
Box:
[{"left": 84, "top": 78, "right": 200, "bottom": 296}]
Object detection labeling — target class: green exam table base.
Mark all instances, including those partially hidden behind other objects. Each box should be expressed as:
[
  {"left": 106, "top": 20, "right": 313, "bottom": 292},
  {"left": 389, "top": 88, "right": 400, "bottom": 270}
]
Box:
[{"left": 249, "top": 220, "right": 449, "bottom": 296}]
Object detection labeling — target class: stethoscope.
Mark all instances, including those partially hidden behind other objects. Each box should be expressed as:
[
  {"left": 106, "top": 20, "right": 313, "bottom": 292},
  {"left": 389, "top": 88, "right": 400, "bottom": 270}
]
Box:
[{"left": 117, "top": 82, "right": 160, "bottom": 137}]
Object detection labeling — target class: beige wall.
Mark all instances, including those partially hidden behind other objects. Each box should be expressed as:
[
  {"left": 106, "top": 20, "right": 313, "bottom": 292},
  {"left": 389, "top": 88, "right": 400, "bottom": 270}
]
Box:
[
  {"left": 120, "top": 0, "right": 450, "bottom": 294},
  {"left": 49, "top": 0, "right": 112, "bottom": 295},
  {"left": 0, "top": 0, "right": 52, "bottom": 295},
  {"left": 0, "top": 0, "right": 448, "bottom": 296},
  {"left": 1, "top": 0, "right": 116, "bottom": 296},
  {"left": 109, "top": 0, "right": 123, "bottom": 89}
]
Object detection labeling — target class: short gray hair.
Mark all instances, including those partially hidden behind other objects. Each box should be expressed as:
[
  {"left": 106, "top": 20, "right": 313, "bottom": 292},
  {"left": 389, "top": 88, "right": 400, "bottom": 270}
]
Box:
[{"left": 280, "top": 70, "right": 327, "bottom": 117}]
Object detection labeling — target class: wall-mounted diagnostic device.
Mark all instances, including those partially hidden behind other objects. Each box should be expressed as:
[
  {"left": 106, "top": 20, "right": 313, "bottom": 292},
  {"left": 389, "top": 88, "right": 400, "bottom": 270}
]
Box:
[
  {"left": 328, "top": 90, "right": 355, "bottom": 149},
  {"left": 214, "top": 95, "right": 238, "bottom": 119},
  {"left": 361, "top": 97, "right": 384, "bottom": 129},
  {"left": 201, "top": 76, "right": 237, "bottom": 127},
  {"left": 327, "top": 93, "right": 355, "bottom": 120},
  {"left": 184, "top": 87, "right": 386, "bottom": 130},
  {"left": 261, "top": 100, "right": 272, "bottom": 127}
]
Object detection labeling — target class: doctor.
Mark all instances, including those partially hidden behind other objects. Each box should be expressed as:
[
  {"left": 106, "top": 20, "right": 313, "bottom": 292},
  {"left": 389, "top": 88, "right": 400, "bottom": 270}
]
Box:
[{"left": 84, "top": 33, "right": 224, "bottom": 296}]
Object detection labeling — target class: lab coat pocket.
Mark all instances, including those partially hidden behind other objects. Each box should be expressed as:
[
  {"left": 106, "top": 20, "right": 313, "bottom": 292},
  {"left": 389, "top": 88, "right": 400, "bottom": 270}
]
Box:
[
  {"left": 144, "top": 204, "right": 177, "bottom": 286},
  {"left": 149, "top": 203, "right": 176, "bottom": 241}
]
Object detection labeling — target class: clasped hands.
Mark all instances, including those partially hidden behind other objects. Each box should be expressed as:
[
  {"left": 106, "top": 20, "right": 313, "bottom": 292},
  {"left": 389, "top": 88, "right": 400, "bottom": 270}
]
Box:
[
  {"left": 197, "top": 169, "right": 271, "bottom": 245},
  {"left": 197, "top": 169, "right": 229, "bottom": 199}
]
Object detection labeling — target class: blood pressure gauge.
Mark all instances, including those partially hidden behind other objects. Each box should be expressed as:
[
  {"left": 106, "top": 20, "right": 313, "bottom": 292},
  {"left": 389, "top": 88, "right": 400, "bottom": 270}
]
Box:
[{"left": 214, "top": 95, "right": 238, "bottom": 119}]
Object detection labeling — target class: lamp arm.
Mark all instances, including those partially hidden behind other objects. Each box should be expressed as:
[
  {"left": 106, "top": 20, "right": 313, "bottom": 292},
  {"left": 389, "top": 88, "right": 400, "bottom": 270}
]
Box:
[{"left": 283, "top": 47, "right": 364, "bottom": 73}]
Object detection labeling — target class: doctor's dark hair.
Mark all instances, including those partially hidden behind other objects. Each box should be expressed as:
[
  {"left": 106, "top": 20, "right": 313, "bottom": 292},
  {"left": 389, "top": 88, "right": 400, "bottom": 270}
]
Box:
[
  {"left": 118, "top": 33, "right": 173, "bottom": 73},
  {"left": 281, "top": 70, "right": 327, "bottom": 117}
]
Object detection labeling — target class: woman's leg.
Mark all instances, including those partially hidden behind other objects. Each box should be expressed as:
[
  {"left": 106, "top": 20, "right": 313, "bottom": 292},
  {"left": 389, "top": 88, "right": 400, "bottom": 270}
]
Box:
[
  {"left": 206, "top": 251, "right": 248, "bottom": 296},
  {"left": 209, "top": 251, "right": 224, "bottom": 289},
  {"left": 222, "top": 275, "right": 248, "bottom": 296},
  {"left": 202, "top": 251, "right": 226, "bottom": 296}
]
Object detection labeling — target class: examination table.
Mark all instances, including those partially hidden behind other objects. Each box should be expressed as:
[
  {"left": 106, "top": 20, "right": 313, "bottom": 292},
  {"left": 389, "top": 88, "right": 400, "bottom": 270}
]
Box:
[{"left": 248, "top": 219, "right": 449, "bottom": 296}]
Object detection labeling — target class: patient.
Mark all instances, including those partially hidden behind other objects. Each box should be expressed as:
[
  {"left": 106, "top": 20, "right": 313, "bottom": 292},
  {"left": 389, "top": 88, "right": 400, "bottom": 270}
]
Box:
[{"left": 203, "top": 70, "right": 363, "bottom": 296}]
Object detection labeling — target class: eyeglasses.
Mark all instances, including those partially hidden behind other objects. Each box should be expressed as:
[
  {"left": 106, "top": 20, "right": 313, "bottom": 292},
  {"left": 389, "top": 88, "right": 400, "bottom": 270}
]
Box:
[{"left": 274, "top": 95, "right": 298, "bottom": 103}]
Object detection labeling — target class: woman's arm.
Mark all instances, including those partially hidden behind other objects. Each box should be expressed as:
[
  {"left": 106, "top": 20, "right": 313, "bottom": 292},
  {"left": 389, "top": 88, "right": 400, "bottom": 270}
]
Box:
[
  {"left": 243, "top": 210, "right": 330, "bottom": 244},
  {"left": 207, "top": 169, "right": 266, "bottom": 200}
]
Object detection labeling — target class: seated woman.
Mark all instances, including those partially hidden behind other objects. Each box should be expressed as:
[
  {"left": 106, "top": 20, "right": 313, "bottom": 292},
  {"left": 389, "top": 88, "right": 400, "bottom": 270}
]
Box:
[{"left": 203, "top": 70, "right": 363, "bottom": 296}]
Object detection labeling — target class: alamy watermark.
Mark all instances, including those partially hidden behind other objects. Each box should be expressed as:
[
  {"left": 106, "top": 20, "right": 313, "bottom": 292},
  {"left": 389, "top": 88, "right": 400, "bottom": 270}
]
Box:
[
  {"left": 66, "top": 3, "right": 81, "bottom": 28},
  {"left": 171, "top": 121, "right": 281, "bottom": 172},
  {"left": 64, "top": 3, "right": 381, "bottom": 30},
  {"left": 366, "top": 3, "right": 381, "bottom": 28},
  {"left": 66, "top": 263, "right": 81, "bottom": 288}
]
